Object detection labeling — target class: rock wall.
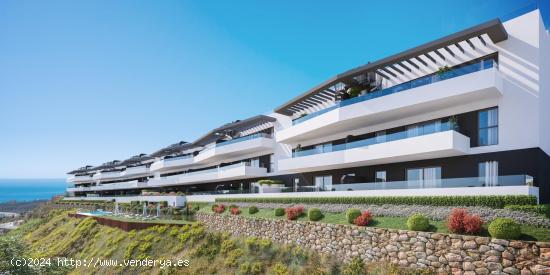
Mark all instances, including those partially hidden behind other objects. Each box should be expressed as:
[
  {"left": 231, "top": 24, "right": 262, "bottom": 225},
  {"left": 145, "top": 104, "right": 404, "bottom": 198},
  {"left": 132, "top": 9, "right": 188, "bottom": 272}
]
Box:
[{"left": 196, "top": 213, "right": 550, "bottom": 275}]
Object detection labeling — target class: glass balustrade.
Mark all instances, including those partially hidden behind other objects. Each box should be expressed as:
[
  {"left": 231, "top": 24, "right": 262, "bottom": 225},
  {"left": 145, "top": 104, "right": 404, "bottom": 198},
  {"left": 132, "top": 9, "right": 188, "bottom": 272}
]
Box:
[
  {"left": 293, "top": 58, "right": 495, "bottom": 125},
  {"left": 293, "top": 121, "right": 453, "bottom": 157},
  {"left": 215, "top": 132, "right": 272, "bottom": 147}
]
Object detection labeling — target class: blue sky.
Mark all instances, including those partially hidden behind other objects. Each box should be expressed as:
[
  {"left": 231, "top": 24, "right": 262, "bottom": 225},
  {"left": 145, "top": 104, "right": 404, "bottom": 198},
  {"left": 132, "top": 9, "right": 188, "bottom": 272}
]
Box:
[{"left": 0, "top": 0, "right": 545, "bottom": 178}]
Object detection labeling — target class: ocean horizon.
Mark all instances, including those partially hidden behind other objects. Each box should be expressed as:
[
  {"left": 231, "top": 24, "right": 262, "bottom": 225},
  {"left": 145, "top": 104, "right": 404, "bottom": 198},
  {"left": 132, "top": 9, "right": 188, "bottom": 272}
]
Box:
[{"left": 0, "top": 178, "right": 67, "bottom": 203}]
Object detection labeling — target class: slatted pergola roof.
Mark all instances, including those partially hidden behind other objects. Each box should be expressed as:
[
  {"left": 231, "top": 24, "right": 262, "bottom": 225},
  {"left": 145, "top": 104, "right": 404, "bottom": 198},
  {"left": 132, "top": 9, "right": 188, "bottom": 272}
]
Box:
[
  {"left": 192, "top": 115, "right": 276, "bottom": 146},
  {"left": 274, "top": 18, "right": 508, "bottom": 116},
  {"left": 149, "top": 141, "right": 195, "bottom": 158},
  {"left": 89, "top": 160, "right": 122, "bottom": 172},
  {"left": 67, "top": 165, "right": 94, "bottom": 175},
  {"left": 118, "top": 153, "right": 154, "bottom": 167}
]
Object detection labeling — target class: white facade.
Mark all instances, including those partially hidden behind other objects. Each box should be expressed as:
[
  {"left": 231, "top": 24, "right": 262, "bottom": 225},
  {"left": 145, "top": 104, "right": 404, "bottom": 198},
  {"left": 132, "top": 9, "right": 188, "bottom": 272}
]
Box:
[{"left": 66, "top": 10, "right": 549, "bottom": 202}]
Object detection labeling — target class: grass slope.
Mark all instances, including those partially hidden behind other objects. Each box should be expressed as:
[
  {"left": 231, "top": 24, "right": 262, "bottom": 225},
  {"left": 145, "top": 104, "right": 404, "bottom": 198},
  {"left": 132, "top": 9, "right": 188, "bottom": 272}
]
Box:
[{"left": 1, "top": 208, "right": 433, "bottom": 275}]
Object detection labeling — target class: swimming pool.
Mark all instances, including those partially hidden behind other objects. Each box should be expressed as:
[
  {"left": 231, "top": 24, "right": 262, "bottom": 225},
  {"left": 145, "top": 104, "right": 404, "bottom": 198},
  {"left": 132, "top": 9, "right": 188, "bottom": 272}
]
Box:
[{"left": 80, "top": 210, "right": 112, "bottom": 216}]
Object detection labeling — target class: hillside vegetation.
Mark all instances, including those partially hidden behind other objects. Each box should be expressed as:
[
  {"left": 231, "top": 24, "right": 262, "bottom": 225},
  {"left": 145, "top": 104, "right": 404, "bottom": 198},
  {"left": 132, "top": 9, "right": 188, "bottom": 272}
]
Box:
[{"left": 0, "top": 207, "right": 433, "bottom": 275}]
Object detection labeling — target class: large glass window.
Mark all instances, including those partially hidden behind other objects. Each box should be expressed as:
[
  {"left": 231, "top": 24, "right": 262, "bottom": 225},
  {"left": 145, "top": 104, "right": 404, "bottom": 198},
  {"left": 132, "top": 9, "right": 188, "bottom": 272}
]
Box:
[
  {"left": 314, "top": 175, "right": 333, "bottom": 191},
  {"left": 407, "top": 167, "right": 441, "bottom": 188},
  {"left": 479, "top": 161, "right": 498, "bottom": 186},
  {"left": 375, "top": 171, "right": 387, "bottom": 182},
  {"left": 478, "top": 108, "right": 498, "bottom": 146}
]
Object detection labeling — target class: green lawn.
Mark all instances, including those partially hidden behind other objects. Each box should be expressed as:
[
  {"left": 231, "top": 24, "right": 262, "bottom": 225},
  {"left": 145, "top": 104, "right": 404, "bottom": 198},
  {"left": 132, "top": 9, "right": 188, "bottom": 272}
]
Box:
[{"left": 199, "top": 205, "right": 550, "bottom": 242}]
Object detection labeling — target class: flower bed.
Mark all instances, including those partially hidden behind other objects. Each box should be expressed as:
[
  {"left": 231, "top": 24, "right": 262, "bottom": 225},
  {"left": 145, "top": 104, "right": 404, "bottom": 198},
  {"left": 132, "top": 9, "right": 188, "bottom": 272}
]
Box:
[{"left": 224, "top": 202, "right": 550, "bottom": 228}]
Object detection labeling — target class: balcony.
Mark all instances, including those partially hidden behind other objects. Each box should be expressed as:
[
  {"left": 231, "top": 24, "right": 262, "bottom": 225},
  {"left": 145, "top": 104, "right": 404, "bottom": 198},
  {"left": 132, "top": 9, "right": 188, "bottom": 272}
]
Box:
[
  {"left": 92, "top": 171, "right": 122, "bottom": 180},
  {"left": 120, "top": 165, "right": 150, "bottom": 177},
  {"left": 67, "top": 174, "right": 93, "bottom": 183},
  {"left": 88, "top": 180, "right": 148, "bottom": 191},
  {"left": 279, "top": 130, "right": 470, "bottom": 173},
  {"left": 194, "top": 133, "right": 275, "bottom": 164},
  {"left": 150, "top": 154, "right": 194, "bottom": 171},
  {"left": 67, "top": 186, "right": 91, "bottom": 192},
  {"left": 277, "top": 59, "right": 502, "bottom": 143},
  {"left": 148, "top": 162, "right": 267, "bottom": 187}
]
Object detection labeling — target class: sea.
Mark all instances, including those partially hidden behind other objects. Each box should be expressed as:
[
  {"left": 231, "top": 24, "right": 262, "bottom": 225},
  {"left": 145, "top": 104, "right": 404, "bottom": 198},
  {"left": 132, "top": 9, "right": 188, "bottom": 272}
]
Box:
[{"left": 0, "top": 179, "right": 67, "bottom": 203}]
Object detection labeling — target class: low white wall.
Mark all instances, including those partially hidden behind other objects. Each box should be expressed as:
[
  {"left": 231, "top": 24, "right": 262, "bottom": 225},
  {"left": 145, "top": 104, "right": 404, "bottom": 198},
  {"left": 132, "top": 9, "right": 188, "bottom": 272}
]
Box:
[
  {"left": 185, "top": 186, "right": 539, "bottom": 203},
  {"left": 63, "top": 195, "right": 186, "bottom": 207}
]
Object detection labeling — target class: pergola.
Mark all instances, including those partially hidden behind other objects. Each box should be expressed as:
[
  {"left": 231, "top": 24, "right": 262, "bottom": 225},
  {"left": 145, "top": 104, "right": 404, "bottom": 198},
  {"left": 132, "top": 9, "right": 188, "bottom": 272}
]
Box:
[
  {"left": 274, "top": 18, "right": 508, "bottom": 116},
  {"left": 192, "top": 115, "right": 276, "bottom": 146}
]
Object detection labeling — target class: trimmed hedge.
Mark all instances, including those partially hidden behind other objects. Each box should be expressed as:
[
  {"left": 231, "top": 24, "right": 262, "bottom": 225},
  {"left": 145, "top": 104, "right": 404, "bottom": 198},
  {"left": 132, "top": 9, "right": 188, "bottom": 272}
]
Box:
[
  {"left": 504, "top": 204, "right": 550, "bottom": 218},
  {"left": 248, "top": 206, "right": 259, "bottom": 214},
  {"left": 274, "top": 208, "right": 285, "bottom": 216},
  {"left": 308, "top": 208, "right": 323, "bottom": 221},
  {"left": 215, "top": 195, "right": 536, "bottom": 208},
  {"left": 488, "top": 218, "right": 521, "bottom": 239},
  {"left": 407, "top": 214, "right": 430, "bottom": 231}
]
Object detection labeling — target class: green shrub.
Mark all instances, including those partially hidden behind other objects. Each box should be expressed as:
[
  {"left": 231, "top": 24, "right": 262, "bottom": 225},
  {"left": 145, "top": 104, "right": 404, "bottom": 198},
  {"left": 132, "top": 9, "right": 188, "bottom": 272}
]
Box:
[
  {"left": 273, "top": 262, "right": 289, "bottom": 275},
  {"left": 504, "top": 204, "right": 550, "bottom": 218},
  {"left": 251, "top": 261, "right": 263, "bottom": 274},
  {"left": 215, "top": 195, "right": 536, "bottom": 208},
  {"left": 346, "top": 208, "right": 361, "bottom": 224},
  {"left": 488, "top": 218, "right": 521, "bottom": 239},
  {"left": 249, "top": 206, "right": 259, "bottom": 214},
  {"left": 342, "top": 257, "right": 366, "bottom": 275},
  {"left": 274, "top": 208, "right": 285, "bottom": 216},
  {"left": 220, "top": 239, "right": 236, "bottom": 254},
  {"left": 308, "top": 208, "right": 323, "bottom": 221},
  {"left": 407, "top": 214, "right": 430, "bottom": 231}
]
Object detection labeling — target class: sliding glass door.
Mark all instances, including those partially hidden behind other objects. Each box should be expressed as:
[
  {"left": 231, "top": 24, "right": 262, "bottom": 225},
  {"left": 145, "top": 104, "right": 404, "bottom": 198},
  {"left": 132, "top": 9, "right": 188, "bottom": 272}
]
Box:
[{"left": 407, "top": 167, "right": 441, "bottom": 188}]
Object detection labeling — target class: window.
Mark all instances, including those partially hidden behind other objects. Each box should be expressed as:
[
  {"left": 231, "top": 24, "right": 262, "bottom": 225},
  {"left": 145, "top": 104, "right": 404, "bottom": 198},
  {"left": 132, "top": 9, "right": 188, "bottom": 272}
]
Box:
[
  {"left": 407, "top": 167, "right": 441, "bottom": 188},
  {"left": 268, "top": 154, "right": 275, "bottom": 173},
  {"left": 314, "top": 175, "right": 332, "bottom": 191},
  {"left": 375, "top": 171, "right": 387, "bottom": 182},
  {"left": 479, "top": 161, "right": 498, "bottom": 186},
  {"left": 479, "top": 108, "right": 498, "bottom": 146}
]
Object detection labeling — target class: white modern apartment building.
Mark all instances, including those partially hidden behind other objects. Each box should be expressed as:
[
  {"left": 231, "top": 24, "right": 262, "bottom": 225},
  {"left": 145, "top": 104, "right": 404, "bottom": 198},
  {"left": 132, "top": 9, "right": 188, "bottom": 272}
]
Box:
[{"left": 66, "top": 9, "right": 550, "bottom": 203}]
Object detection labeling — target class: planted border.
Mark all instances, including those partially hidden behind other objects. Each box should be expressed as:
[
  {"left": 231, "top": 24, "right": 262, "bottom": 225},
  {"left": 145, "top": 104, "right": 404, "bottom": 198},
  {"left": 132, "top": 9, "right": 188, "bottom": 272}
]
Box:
[{"left": 215, "top": 195, "right": 537, "bottom": 208}]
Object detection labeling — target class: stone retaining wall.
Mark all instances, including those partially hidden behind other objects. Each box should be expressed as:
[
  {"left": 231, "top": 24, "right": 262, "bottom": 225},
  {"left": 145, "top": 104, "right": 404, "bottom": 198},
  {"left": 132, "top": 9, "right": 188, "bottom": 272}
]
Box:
[{"left": 196, "top": 213, "right": 550, "bottom": 275}]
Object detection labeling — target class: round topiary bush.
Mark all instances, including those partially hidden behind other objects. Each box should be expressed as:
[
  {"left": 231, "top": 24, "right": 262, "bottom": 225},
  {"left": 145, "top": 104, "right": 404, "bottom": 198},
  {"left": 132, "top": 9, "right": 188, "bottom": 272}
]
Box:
[
  {"left": 407, "top": 213, "right": 430, "bottom": 231},
  {"left": 274, "top": 208, "right": 285, "bottom": 217},
  {"left": 488, "top": 218, "right": 521, "bottom": 239},
  {"left": 346, "top": 208, "right": 362, "bottom": 224},
  {"left": 248, "top": 206, "right": 259, "bottom": 214},
  {"left": 308, "top": 208, "right": 323, "bottom": 221}
]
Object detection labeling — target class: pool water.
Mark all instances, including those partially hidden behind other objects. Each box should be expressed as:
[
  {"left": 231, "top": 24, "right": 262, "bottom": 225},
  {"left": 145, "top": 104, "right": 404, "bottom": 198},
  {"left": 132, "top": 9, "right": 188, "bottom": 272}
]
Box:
[{"left": 83, "top": 210, "right": 111, "bottom": 216}]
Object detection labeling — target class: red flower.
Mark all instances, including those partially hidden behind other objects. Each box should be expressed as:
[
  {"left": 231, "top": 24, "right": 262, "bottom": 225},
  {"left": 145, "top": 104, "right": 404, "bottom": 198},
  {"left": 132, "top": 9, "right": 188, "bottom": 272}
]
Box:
[
  {"left": 230, "top": 207, "right": 241, "bottom": 215},
  {"left": 353, "top": 211, "right": 372, "bottom": 226},
  {"left": 214, "top": 204, "right": 226, "bottom": 214},
  {"left": 447, "top": 208, "right": 483, "bottom": 234},
  {"left": 285, "top": 205, "right": 305, "bottom": 220}
]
